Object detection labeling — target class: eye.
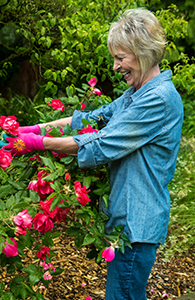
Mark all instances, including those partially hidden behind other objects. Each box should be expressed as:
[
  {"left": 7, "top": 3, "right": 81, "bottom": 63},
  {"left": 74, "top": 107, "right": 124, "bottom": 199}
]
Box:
[{"left": 118, "top": 57, "right": 123, "bottom": 62}]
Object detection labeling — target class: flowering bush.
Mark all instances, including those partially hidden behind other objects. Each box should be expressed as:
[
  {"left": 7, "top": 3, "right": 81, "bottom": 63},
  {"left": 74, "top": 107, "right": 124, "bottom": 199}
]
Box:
[{"left": 0, "top": 79, "right": 131, "bottom": 299}]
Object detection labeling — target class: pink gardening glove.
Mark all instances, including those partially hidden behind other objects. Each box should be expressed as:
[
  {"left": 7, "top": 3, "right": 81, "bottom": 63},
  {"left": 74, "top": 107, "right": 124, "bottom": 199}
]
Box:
[
  {"left": 18, "top": 125, "right": 41, "bottom": 135},
  {"left": 3, "top": 133, "right": 45, "bottom": 155}
]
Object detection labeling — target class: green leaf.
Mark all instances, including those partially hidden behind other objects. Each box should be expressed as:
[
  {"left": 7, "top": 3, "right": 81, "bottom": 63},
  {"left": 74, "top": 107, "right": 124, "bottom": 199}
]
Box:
[
  {"left": 8, "top": 180, "right": 27, "bottom": 190},
  {"left": 43, "top": 172, "right": 59, "bottom": 181},
  {"left": 51, "top": 267, "right": 63, "bottom": 275},
  {"left": 94, "top": 236, "right": 103, "bottom": 249},
  {"left": 11, "top": 160, "right": 28, "bottom": 168},
  {"left": 60, "top": 155, "right": 74, "bottom": 164},
  {"left": 102, "top": 194, "right": 109, "bottom": 208},
  {"left": 50, "top": 194, "right": 61, "bottom": 211},
  {"left": 96, "top": 249, "right": 103, "bottom": 264},
  {"left": 82, "top": 233, "right": 95, "bottom": 246},
  {"left": 22, "top": 264, "right": 37, "bottom": 274},
  {"left": 66, "top": 227, "right": 81, "bottom": 237},
  {"left": 39, "top": 156, "right": 55, "bottom": 170},
  {"left": 6, "top": 195, "right": 15, "bottom": 209},
  {"left": 84, "top": 214, "right": 91, "bottom": 225},
  {"left": 0, "top": 282, "right": 5, "bottom": 292},
  {"left": 0, "top": 185, "right": 16, "bottom": 198},
  {"left": 95, "top": 221, "right": 105, "bottom": 236},
  {"left": 29, "top": 190, "right": 40, "bottom": 203},
  {"left": 74, "top": 234, "right": 85, "bottom": 249},
  {"left": 99, "top": 212, "right": 109, "bottom": 221},
  {"left": 7, "top": 264, "right": 15, "bottom": 274},
  {"left": 119, "top": 239, "right": 125, "bottom": 254},
  {"left": 0, "top": 200, "right": 5, "bottom": 210},
  {"left": 29, "top": 273, "right": 42, "bottom": 286},
  {"left": 83, "top": 176, "right": 92, "bottom": 189}
]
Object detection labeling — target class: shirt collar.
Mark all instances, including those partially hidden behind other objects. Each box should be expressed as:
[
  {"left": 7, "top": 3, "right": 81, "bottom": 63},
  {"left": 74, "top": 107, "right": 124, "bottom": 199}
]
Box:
[{"left": 123, "top": 70, "right": 172, "bottom": 105}]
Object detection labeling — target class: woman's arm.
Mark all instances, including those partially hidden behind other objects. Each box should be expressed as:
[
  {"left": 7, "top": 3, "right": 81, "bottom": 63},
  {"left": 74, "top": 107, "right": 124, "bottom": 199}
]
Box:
[
  {"left": 38, "top": 116, "right": 72, "bottom": 130},
  {"left": 43, "top": 135, "right": 79, "bottom": 154}
]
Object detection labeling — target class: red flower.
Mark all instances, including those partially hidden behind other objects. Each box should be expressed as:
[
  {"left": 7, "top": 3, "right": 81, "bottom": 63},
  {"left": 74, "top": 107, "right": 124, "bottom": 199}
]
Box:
[
  {"left": 78, "top": 124, "right": 98, "bottom": 135},
  {"left": 47, "top": 99, "right": 65, "bottom": 112},
  {"left": 33, "top": 212, "right": 54, "bottom": 233},
  {"left": 37, "top": 246, "right": 50, "bottom": 260},
  {"left": 0, "top": 149, "right": 13, "bottom": 171},
  {"left": 81, "top": 103, "right": 86, "bottom": 111},
  {"left": 88, "top": 78, "right": 97, "bottom": 87},
  {"left": 74, "top": 181, "right": 91, "bottom": 206},
  {"left": 3, "top": 238, "right": 18, "bottom": 257},
  {"left": 27, "top": 170, "right": 54, "bottom": 200},
  {"left": 0, "top": 116, "right": 19, "bottom": 136},
  {"left": 15, "top": 226, "right": 27, "bottom": 236},
  {"left": 40, "top": 197, "right": 70, "bottom": 222},
  {"left": 65, "top": 173, "right": 71, "bottom": 181},
  {"left": 93, "top": 88, "right": 102, "bottom": 96},
  {"left": 13, "top": 209, "right": 32, "bottom": 230}
]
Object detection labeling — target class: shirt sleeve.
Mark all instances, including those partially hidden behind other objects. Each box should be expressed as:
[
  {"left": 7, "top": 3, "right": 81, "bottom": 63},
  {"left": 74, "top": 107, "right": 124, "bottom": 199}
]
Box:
[{"left": 73, "top": 92, "right": 166, "bottom": 169}]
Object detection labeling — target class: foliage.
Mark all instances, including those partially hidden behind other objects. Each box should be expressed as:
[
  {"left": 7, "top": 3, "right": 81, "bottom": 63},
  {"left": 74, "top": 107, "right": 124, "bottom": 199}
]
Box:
[
  {"left": 161, "top": 137, "right": 195, "bottom": 259},
  {"left": 0, "top": 81, "right": 131, "bottom": 298}
]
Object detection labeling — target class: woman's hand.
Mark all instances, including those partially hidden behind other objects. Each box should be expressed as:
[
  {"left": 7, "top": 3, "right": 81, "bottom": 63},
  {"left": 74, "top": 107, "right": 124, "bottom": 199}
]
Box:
[{"left": 4, "top": 133, "right": 45, "bottom": 155}]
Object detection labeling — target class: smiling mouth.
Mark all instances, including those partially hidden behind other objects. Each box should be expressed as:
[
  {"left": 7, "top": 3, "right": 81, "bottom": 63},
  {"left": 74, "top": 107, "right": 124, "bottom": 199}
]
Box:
[{"left": 122, "top": 71, "right": 131, "bottom": 80}]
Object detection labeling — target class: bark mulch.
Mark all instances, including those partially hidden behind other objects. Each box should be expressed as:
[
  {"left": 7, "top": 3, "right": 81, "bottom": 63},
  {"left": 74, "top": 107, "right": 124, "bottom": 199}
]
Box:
[
  {"left": 1, "top": 222, "right": 195, "bottom": 299},
  {"left": 41, "top": 223, "right": 195, "bottom": 300}
]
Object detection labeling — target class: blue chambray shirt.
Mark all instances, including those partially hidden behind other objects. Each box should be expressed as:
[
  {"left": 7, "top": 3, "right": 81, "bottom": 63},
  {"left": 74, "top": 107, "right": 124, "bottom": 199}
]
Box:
[{"left": 71, "top": 70, "right": 183, "bottom": 245}]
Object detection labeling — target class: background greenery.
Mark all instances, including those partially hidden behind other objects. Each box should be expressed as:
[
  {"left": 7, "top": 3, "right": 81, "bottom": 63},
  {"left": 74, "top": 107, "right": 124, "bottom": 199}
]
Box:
[{"left": 0, "top": 0, "right": 195, "bottom": 257}]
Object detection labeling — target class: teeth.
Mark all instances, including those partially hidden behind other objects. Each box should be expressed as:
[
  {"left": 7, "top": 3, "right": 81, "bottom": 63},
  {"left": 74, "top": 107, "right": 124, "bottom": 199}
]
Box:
[{"left": 123, "top": 71, "right": 130, "bottom": 76}]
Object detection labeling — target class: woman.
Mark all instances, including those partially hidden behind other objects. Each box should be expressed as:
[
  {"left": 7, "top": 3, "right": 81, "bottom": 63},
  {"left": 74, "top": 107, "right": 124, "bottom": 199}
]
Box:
[{"left": 4, "top": 8, "right": 183, "bottom": 300}]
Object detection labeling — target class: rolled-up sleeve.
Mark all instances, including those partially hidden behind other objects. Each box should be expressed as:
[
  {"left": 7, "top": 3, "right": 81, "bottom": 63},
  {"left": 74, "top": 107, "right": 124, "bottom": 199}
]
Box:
[{"left": 73, "top": 92, "right": 167, "bottom": 169}]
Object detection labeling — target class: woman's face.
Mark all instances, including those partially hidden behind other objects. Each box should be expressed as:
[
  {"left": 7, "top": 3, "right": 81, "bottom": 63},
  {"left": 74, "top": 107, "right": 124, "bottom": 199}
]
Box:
[{"left": 112, "top": 48, "right": 144, "bottom": 90}]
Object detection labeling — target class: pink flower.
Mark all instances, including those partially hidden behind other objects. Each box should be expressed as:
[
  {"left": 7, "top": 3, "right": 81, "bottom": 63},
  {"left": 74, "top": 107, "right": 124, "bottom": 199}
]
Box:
[
  {"left": 37, "top": 246, "right": 50, "bottom": 260},
  {"left": 2, "top": 238, "right": 18, "bottom": 257},
  {"left": 43, "top": 271, "right": 52, "bottom": 280},
  {"left": 78, "top": 124, "right": 98, "bottom": 135},
  {"left": 39, "top": 286, "right": 46, "bottom": 289},
  {"left": 81, "top": 103, "right": 85, "bottom": 111},
  {"left": 27, "top": 180, "right": 37, "bottom": 191},
  {"left": 15, "top": 226, "right": 27, "bottom": 236},
  {"left": 47, "top": 99, "right": 65, "bottom": 112},
  {"left": 150, "top": 289, "right": 155, "bottom": 293},
  {"left": 81, "top": 282, "right": 86, "bottom": 287},
  {"left": 74, "top": 181, "right": 91, "bottom": 207},
  {"left": 65, "top": 173, "right": 71, "bottom": 181},
  {"left": 86, "top": 297, "right": 92, "bottom": 300},
  {"left": 88, "top": 78, "right": 97, "bottom": 87},
  {"left": 162, "top": 293, "right": 169, "bottom": 298},
  {"left": 0, "top": 149, "right": 13, "bottom": 171},
  {"left": 0, "top": 116, "right": 19, "bottom": 136},
  {"left": 101, "top": 246, "right": 115, "bottom": 262},
  {"left": 33, "top": 212, "right": 54, "bottom": 233},
  {"left": 13, "top": 209, "right": 32, "bottom": 230},
  {"left": 93, "top": 88, "right": 102, "bottom": 96}
]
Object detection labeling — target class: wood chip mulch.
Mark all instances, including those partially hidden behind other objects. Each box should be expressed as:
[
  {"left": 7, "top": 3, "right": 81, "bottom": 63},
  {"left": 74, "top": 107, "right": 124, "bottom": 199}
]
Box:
[
  {"left": 42, "top": 223, "right": 195, "bottom": 300},
  {"left": 1, "top": 222, "right": 195, "bottom": 299}
]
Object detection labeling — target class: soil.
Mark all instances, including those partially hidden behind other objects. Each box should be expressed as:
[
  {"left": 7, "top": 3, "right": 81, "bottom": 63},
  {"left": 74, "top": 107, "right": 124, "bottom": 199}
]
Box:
[{"left": 40, "top": 223, "right": 195, "bottom": 300}]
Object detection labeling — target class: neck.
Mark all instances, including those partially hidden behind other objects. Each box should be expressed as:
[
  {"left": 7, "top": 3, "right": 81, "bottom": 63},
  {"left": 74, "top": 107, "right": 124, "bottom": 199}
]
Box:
[{"left": 137, "top": 65, "right": 160, "bottom": 91}]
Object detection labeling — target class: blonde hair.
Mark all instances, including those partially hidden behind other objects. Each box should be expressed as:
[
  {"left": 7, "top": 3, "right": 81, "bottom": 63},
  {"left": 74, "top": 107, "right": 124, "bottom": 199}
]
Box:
[{"left": 107, "top": 8, "right": 167, "bottom": 76}]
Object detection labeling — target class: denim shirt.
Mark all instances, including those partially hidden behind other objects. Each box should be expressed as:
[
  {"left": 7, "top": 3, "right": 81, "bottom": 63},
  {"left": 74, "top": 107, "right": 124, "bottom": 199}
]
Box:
[{"left": 72, "top": 70, "right": 183, "bottom": 245}]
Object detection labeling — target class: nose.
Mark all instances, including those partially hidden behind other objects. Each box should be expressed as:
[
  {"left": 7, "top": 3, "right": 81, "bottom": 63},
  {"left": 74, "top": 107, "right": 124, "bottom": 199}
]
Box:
[{"left": 113, "top": 60, "right": 121, "bottom": 72}]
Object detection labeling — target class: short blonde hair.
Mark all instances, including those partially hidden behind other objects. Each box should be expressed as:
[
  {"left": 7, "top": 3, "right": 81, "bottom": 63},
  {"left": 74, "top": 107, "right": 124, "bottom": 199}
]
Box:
[{"left": 107, "top": 8, "right": 167, "bottom": 76}]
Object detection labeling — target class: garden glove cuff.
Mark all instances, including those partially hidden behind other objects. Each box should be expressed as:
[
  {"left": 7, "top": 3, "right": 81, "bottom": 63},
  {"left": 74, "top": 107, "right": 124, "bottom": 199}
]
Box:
[
  {"left": 0, "top": 133, "right": 9, "bottom": 149},
  {"left": 3, "top": 133, "right": 45, "bottom": 155},
  {"left": 18, "top": 125, "right": 41, "bottom": 135}
]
